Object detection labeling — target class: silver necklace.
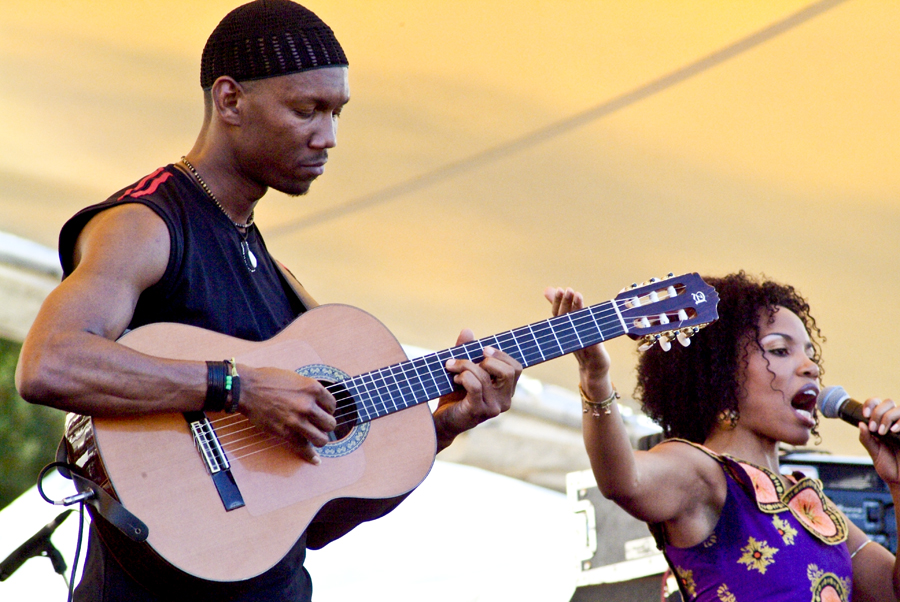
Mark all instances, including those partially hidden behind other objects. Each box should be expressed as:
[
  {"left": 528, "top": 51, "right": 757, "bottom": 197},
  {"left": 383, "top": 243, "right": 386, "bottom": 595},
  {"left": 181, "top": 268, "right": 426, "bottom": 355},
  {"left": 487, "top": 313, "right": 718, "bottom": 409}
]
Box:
[{"left": 180, "top": 157, "right": 257, "bottom": 272}]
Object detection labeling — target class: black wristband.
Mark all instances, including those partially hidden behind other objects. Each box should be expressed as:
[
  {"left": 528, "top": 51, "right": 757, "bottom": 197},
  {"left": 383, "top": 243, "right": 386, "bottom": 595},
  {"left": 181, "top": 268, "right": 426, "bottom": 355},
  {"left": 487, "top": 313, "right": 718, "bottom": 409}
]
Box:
[{"left": 204, "top": 360, "right": 228, "bottom": 412}]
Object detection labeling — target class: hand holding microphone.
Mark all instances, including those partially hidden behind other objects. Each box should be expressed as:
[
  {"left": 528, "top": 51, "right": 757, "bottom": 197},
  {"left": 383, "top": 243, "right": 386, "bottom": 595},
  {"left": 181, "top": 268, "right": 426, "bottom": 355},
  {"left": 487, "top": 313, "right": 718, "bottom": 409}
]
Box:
[{"left": 817, "top": 386, "right": 900, "bottom": 447}]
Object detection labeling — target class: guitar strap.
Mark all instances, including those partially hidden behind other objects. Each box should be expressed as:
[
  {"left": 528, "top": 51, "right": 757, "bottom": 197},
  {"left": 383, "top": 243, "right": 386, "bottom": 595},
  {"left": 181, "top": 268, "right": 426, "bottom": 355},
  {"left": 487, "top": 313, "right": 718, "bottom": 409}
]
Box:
[
  {"left": 271, "top": 255, "right": 319, "bottom": 311},
  {"left": 53, "top": 438, "right": 148, "bottom": 542}
]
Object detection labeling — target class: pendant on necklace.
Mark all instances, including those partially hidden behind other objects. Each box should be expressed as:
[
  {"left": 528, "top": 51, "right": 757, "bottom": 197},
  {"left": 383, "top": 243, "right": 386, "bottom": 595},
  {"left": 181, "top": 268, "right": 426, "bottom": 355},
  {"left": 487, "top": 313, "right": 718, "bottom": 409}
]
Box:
[{"left": 241, "top": 240, "right": 258, "bottom": 272}]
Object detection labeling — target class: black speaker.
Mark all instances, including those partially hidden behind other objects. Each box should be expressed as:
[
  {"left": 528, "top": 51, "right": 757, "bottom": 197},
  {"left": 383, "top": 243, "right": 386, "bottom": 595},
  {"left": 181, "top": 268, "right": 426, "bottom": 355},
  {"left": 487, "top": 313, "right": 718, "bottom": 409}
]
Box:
[{"left": 781, "top": 452, "right": 897, "bottom": 554}]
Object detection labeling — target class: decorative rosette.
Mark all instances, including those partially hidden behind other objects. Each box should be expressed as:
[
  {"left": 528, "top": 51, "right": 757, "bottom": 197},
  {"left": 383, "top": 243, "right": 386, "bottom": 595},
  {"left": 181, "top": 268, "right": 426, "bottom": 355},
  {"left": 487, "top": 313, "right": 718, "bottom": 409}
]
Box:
[{"left": 730, "top": 458, "right": 848, "bottom": 545}]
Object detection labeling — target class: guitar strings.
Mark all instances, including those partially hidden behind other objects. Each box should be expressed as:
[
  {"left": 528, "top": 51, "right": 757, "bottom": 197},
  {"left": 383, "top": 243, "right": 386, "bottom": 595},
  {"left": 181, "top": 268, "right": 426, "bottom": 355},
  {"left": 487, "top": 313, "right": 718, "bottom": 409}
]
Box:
[
  {"left": 205, "top": 299, "right": 633, "bottom": 460},
  {"left": 326, "top": 298, "right": 630, "bottom": 431},
  {"left": 326, "top": 299, "right": 638, "bottom": 429},
  {"left": 208, "top": 294, "right": 679, "bottom": 461},
  {"left": 208, "top": 414, "right": 290, "bottom": 460},
  {"left": 322, "top": 298, "right": 637, "bottom": 428}
]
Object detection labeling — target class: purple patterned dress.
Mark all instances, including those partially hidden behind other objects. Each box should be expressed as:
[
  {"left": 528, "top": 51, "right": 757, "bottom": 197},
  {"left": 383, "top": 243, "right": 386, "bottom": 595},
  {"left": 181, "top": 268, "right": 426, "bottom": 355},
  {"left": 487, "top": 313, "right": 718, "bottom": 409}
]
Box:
[{"left": 652, "top": 441, "right": 852, "bottom": 601}]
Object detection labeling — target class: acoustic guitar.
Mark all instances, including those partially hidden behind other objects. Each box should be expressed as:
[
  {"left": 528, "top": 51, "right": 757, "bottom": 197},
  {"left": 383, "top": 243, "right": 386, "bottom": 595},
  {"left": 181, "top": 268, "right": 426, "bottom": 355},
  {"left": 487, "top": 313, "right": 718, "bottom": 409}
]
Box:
[{"left": 65, "top": 272, "right": 718, "bottom": 583}]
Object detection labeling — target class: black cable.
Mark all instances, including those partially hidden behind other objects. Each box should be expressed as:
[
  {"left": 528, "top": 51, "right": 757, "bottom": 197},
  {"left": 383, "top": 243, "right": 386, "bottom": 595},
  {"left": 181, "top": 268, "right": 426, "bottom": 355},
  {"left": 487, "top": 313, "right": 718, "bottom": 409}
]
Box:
[
  {"left": 67, "top": 502, "right": 85, "bottom": 602},
  {"left": 35, "top": 461, "right": 92, "bottom": 601}
]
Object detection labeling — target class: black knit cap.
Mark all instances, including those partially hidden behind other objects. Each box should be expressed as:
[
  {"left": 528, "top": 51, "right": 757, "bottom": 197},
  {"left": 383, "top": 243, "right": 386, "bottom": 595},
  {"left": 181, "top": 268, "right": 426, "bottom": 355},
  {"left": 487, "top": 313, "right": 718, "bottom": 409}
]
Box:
[{"left": 200, "top": 0, "right": 348, "bottom": 89}]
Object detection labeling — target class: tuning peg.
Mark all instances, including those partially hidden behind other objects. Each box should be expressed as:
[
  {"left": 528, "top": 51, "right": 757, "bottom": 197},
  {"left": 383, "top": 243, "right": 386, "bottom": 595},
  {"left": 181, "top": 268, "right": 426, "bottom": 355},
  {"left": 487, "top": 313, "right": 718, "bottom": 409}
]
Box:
[
  {"left": 677, "top": 326, "right": 702, "bottom": 347},
  {"left": 659, "top": 337, "right": 672, "bottom": 352},
  {"left": 648, "top": 277, "right": 659, "bottom": 283},
  {"left": 638, "top": 334, "right": 658, "bottom": 352},
  {"left": 666, "top": 272, "right": 674, "bottom": 278}
]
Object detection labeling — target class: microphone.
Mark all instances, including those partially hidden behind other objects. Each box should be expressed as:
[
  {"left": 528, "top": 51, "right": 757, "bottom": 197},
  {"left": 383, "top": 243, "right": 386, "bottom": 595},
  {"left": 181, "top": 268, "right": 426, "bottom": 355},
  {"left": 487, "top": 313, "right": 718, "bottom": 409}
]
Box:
[
  {"left": 817, "top": 386, "right": 900, "bottom": 446},
  {"left": 0, "top": 509, "right": 72, "bottom": 581}
]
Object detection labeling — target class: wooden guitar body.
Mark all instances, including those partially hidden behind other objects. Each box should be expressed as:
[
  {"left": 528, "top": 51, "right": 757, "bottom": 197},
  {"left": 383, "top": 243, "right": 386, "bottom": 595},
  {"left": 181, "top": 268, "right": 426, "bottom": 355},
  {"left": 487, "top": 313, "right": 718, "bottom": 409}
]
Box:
[
  {"left": 86, "top": 304, "right": 436, "bottom": 582},
  {"left": 65, "top": 272, "right": 719, "bottom": 586}
]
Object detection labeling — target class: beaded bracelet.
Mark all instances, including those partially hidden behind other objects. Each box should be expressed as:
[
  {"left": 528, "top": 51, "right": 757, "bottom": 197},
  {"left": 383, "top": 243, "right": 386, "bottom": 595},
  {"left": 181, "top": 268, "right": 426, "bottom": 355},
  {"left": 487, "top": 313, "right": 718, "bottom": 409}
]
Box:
[
  {"left": 224, "top": 358, "right": 241, "bottom": 414},
  {"left": 580, "top": 383, "right": 620, "bottom": 417}
]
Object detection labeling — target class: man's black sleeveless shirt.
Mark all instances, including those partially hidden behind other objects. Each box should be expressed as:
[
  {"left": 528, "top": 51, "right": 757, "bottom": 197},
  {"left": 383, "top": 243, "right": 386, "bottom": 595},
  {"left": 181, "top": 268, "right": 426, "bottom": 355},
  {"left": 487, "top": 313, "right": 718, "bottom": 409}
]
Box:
[
  {"left": 59, "top": 164, "right": 312, "bottom": 601},
  {"left": 59, "top": 165, "right": 306, "bottom": 338}
]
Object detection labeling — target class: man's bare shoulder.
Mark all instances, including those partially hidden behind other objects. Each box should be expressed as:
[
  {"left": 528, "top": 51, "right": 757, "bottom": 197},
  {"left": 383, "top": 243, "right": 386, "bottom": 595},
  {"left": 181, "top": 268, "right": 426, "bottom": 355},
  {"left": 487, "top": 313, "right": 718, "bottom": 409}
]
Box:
[{"left": 72, "top": 202, "right": 170, "bottom": 292}]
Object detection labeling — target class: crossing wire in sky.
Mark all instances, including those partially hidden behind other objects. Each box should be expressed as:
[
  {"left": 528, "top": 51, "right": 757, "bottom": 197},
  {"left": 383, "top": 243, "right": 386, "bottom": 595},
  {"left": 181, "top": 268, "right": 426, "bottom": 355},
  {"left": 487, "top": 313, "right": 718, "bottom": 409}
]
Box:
[{"left": 269, "top": 0, "right": 850, "bottom": 237}]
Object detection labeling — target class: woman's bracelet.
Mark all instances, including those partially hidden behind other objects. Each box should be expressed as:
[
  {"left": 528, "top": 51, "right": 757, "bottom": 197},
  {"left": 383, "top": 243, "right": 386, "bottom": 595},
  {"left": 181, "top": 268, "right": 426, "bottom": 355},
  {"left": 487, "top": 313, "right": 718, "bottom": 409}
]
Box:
[
  {"left": 580, "top": 383, "right": 620, "bottom": 417},
  {"left": 850, "top": 538, "right": 872, "bottom": 559}
]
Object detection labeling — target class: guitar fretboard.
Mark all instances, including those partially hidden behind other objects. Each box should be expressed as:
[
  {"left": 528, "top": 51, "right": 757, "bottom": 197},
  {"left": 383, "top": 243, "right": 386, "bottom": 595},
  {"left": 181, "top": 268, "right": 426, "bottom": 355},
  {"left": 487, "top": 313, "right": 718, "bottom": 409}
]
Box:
[{"left": 331, "top": 300, "right": 627, "bottom": 426}]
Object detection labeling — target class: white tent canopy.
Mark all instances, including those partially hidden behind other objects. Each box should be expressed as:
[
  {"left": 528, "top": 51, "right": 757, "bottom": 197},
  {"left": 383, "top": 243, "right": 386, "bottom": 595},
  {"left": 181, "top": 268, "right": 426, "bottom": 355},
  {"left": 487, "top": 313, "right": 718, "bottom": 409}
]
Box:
[{"left": 2, "top": 0, "right": 898, "bottom": 455}]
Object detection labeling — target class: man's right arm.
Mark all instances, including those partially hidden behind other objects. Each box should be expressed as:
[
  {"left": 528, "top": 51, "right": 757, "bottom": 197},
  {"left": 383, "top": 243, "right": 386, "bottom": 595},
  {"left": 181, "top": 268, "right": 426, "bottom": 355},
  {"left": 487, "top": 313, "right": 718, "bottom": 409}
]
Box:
[
  {"left": 16, "top": 203, "right": 336, "bottom": 463},
  {"left": 15, "top": 203, "right": 203, "bottom": 415}
]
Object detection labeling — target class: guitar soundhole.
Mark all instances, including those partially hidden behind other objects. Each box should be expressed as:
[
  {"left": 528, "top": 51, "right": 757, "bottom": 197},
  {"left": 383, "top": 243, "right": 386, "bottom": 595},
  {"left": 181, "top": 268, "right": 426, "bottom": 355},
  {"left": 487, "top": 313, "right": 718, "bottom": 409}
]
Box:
[
  {"left": 328, "top": 381, "right": 358, "bottom": 441},
  {"left": 296, "top": 364, "right": 370, "bottom": 458}
]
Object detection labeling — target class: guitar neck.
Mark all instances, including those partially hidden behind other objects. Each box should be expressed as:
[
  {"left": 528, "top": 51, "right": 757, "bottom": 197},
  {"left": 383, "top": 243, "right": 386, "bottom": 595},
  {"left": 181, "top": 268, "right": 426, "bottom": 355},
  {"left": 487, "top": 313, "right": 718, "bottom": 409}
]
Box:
[{"left": 338, "top": 300, "right": 627, "bottom": 423}]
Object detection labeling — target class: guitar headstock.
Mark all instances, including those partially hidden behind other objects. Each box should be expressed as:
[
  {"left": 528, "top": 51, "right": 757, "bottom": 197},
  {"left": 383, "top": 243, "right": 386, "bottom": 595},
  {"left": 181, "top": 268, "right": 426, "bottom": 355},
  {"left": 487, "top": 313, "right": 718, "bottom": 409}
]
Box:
[{"left": 614, "top": 273, "right": 719, "bottom": 351}]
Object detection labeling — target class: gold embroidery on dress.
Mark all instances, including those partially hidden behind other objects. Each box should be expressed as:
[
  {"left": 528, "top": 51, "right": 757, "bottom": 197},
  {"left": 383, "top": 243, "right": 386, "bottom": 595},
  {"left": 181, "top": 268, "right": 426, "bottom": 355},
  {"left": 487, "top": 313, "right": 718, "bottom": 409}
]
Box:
[
  {"left": 730, "top": 458, "right": 848, "bottom": 545},
  {"left": 737, "top": 461, "right": 785, "bottom": 511},
  {"left": 784, "top": 483, "right": 847, "bottom": 545},
  {"left": 676, "top": 566, "right": 697, "bottom": 598},
  {"left": 717, "top": 583, "right": 737, "bottom": 602},
  {"left": 737, "top": 537, "right": 778, "bottom": 574},
  {"left": 772, "top": 516, "right": 798, "bottom": 545},
  {"left": 807, "top": 564, "right": 850, "bottom": 602}
]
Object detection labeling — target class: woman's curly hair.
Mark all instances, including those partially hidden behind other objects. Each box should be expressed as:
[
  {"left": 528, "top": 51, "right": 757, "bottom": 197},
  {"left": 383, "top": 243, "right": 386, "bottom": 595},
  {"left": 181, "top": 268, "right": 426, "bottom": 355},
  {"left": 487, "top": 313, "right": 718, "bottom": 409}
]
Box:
[{"left": 634, "top": 271, "right": 824, "bottom": 443}]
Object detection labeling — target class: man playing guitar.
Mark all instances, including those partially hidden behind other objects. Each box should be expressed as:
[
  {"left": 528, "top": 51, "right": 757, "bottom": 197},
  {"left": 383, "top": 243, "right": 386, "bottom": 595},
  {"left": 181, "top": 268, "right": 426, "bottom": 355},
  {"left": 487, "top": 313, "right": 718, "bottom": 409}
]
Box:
[{"left": 15, "top": 2, "right": 522, "bottom": 599}]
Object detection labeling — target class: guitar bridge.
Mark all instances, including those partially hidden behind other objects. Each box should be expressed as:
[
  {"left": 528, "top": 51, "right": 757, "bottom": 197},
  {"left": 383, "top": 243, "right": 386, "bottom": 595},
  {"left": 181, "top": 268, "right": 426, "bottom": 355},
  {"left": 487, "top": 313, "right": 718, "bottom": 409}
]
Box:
[
  {"left": 184, "top": 412, "right": 245, "bottom": 512},
  {"left": 190, "top": 415, "right": 230, "bottom": 474}
]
